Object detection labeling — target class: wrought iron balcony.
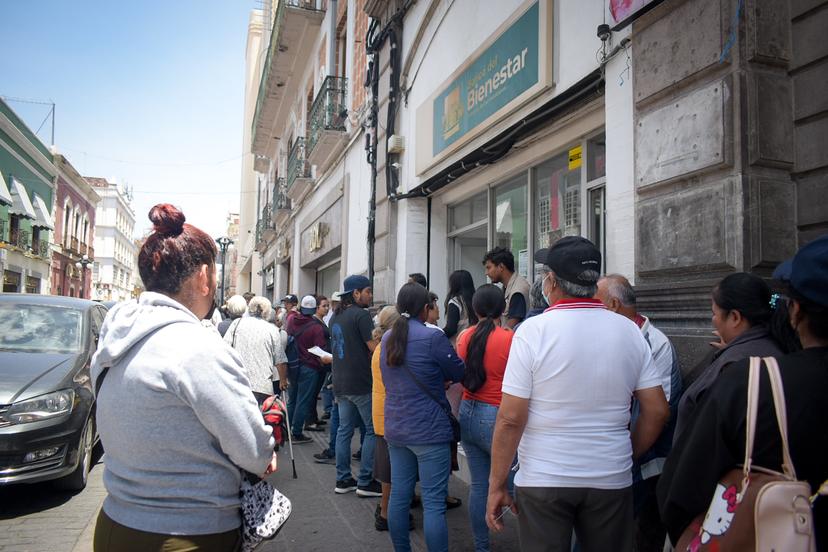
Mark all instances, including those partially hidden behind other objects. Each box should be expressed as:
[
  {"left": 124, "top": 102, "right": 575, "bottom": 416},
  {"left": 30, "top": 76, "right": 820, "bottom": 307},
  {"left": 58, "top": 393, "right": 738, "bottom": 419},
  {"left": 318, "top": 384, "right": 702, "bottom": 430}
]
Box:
[
  {"left": 80, "top": 242, "right": 88, "bottom": 256},
  {"left": 0, "top": 220, "right": 6, "bottom": 243},
  {"left": 287, "top": 137, "right": 314, "bottom": 201},
  {"left": 88, "top": 245, "right": 95, "bottom": 260},
  {"left": 256, "top": 204, "right": 276, "bottom": 252},
  {"left": 307, "top": 76, "right": 348, "bottom": 169},
  {"left": 10, "top": 228, "right": 29, "bottom": 250},
  {"left": 70, "top": 236, "right": 79, "bottom": 254},
  {"left": 32, "top": 239, "right": 50, "bottom": 259},
  {"left": 272, "top": 177, "right": 291, "bottom": 227},
  {"left": 251, "top": 0, "right": 325, "bottom": 157}
]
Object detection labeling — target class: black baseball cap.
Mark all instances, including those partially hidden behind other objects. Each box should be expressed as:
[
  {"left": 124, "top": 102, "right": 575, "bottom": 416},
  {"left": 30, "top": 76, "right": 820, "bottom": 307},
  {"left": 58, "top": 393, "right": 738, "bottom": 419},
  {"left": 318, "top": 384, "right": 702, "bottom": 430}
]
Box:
[
  {"left": 534, "top": 236, "right": 602, "bottom": 286},
  {"left": 282, "top": 294, "right": 299, "bottom": 304},
  {"left": 775, "top": 234, "right": 828, "bottom": 307}
]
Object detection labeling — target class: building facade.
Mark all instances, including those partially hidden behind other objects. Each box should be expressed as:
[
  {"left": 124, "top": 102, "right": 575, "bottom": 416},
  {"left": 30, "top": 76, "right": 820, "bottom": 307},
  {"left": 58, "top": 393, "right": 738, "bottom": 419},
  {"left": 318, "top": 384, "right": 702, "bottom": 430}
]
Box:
[
  {"left": 51, "top": 154, "right": 100, "bottom": 298},
  {"left": 86, "top": 177, "right": 137, "bottom": 302},
  {"left": 242, "top": 0, "right": 371, "bottom": 303},
  {"left": 241, "top": 0, "right": 828, "bottom": 368},
  {"left": 0, "top": 99, "right": 56, "bottom": 294}
]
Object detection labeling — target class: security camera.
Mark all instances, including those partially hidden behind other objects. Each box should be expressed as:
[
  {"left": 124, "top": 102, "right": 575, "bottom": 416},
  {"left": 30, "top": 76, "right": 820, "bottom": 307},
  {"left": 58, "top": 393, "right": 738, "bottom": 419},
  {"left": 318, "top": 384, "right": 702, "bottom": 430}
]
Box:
[{"left": 597, "top": 24, "right": 611, "bottom": 42}]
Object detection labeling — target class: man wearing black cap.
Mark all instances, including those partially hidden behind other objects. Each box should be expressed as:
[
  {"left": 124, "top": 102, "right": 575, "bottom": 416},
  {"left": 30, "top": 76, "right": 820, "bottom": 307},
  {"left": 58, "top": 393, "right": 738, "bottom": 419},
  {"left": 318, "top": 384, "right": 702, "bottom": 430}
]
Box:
[
  {"left": 658, "top": 234, "right": 828, "bottom": 549},
  {"left": 486, "top": 236, "right": 669, "bottom": 552},
  {"left": 329, "top": 275, "right": 382, "bottom": 497}
]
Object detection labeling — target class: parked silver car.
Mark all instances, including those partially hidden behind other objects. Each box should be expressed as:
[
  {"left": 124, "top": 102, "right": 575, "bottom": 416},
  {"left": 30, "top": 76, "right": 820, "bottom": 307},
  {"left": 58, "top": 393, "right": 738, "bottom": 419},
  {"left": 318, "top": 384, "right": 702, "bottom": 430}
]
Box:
[{"left": 0, "top": 294, "right": 107, "bottom": 491}]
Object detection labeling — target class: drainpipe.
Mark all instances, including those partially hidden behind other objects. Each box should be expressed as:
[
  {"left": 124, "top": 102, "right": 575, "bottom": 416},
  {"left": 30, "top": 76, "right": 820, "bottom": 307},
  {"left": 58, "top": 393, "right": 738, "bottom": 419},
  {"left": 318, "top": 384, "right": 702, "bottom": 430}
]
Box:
[{"left": 328, "top": 0, "right": 337, "bottom": 78}]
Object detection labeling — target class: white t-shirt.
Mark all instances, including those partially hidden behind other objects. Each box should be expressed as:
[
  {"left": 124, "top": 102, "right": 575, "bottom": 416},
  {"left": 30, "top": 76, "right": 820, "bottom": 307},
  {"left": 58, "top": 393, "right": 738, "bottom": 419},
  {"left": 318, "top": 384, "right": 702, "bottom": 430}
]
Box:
[{"left": 502, "top": 299, "right": 661, "bottom": 490}]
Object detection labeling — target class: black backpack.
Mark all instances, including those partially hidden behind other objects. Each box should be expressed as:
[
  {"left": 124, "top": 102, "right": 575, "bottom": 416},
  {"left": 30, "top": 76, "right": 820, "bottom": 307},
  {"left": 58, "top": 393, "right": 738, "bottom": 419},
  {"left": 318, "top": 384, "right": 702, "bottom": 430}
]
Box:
[{"left": 284, "top": 323, "right": 314, "bottom": 380}]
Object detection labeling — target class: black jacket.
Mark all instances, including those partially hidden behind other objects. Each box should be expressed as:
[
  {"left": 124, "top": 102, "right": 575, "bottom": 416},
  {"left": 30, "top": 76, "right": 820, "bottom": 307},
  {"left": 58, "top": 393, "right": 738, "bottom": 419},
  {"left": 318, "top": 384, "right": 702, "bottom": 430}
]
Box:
[{"left": 657, "top": 347, "right": 828, "bottom": 547}]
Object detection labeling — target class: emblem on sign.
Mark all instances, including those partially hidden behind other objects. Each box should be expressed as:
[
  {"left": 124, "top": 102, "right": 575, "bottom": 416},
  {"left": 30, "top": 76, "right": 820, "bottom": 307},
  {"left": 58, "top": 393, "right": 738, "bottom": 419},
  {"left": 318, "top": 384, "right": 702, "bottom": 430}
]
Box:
[{"left": 309, "top": 222, "right": 328, "bottom": 252}]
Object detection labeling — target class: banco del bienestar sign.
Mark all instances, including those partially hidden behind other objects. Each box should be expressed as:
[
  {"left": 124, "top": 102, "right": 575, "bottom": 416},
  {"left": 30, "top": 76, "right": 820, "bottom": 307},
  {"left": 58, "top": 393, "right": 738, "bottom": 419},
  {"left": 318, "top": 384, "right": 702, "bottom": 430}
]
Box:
[{"left": 416, "top": 0, "right": 554, "bottom": 176}]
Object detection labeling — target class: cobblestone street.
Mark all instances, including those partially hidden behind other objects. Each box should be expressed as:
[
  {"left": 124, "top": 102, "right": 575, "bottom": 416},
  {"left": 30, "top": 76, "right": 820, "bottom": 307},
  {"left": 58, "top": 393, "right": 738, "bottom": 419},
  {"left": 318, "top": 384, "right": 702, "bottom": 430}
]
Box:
[{"left": 0, "top": 448, "right": 104, "bottom": 552}]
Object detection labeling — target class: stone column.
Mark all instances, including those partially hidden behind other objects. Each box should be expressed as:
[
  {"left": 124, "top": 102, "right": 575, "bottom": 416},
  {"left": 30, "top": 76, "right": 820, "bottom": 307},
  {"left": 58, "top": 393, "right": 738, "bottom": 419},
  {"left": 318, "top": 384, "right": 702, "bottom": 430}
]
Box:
[{"left": 631, "top": 0, "right": 797, "bottom": 369}]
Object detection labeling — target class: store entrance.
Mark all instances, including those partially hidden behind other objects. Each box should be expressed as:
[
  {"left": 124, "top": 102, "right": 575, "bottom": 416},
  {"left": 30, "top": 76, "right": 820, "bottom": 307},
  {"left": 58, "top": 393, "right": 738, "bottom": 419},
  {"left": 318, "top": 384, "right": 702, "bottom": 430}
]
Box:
[{"left": 449, "top": 222, "right": 488, "bottom": 290}]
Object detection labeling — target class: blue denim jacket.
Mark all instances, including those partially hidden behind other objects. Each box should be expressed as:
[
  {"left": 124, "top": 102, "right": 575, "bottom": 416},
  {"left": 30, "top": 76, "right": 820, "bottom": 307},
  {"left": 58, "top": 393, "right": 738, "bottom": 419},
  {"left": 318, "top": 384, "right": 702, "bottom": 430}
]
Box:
[{"left": 380, "top": 319, "right": 465, "bottom": 446}]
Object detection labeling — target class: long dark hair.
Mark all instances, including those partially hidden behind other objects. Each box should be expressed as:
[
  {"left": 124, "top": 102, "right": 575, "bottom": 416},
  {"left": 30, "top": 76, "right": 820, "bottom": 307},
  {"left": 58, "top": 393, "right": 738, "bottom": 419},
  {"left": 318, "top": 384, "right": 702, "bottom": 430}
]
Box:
[
  {"left": 713, "top": 272, "right": 800, "bottom": 353},
  {"left": 445, "top": 270, "right": 478, "bottom": 325},
  {"left": 386, "top": 283, "right": 429, "bottom": 366},
  {"left": 463, "top": 284, "right": 506, "bottom": 392}
]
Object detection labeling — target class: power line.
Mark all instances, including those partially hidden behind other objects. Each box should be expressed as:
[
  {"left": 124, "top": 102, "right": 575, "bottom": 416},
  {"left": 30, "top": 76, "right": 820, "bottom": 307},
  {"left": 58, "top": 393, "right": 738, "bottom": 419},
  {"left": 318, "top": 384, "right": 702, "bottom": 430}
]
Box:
[{"left": 62, "top": 147, "right": 244, "bottom": 168}]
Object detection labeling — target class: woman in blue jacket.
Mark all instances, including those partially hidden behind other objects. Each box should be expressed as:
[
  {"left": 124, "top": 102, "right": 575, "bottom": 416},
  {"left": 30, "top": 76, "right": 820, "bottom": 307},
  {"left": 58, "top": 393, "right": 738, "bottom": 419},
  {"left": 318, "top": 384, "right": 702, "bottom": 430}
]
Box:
[{"left": 380, "top": 282, "right": 465, "bottom": 552}]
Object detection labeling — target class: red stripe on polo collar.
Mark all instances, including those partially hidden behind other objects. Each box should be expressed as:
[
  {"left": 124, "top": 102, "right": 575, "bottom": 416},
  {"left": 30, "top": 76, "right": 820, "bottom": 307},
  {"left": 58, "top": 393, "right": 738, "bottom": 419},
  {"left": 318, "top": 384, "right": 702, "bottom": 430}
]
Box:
[{"left": 544, "top": 298, "right": 606, "bottom": 312}]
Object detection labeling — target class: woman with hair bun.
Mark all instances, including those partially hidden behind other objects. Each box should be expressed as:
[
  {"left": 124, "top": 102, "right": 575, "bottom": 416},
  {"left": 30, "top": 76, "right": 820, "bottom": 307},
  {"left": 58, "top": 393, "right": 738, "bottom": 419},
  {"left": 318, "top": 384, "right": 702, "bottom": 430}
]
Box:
[
  {"left": 674, "top": 271, "right": 800, "bottom": 440},
  {"left": 91, "top": 204, "right": 277, "bottom": 551}
]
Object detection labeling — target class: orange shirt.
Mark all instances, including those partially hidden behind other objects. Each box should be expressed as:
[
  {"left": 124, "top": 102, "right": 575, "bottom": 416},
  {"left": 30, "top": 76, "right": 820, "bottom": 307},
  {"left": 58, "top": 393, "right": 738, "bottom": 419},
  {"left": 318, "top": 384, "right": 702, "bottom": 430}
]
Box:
[
  {"left": 371, "top": 343, "right": 386, "bottom": 436},
  {"left": 456, "top": 324, "right": 513, "bottom": 406}
]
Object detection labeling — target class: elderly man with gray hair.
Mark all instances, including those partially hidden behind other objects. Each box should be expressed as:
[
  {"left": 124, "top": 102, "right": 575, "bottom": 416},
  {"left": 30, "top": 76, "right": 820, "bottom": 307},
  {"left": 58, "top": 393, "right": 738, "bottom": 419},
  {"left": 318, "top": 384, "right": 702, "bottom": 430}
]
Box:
[
  {"left": 595, "top": 273, "right": 683, "bottom": 552},
  {"left": 224, "top": 296, "right": 288, "bottom": 404}
]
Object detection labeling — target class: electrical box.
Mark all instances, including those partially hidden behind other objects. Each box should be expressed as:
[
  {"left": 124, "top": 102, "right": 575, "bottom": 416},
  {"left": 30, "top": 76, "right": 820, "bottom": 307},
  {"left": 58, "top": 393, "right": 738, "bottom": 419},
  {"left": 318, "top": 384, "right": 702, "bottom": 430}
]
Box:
[{"left": 387, "top": 134, "right": 406, "bottom": 154}]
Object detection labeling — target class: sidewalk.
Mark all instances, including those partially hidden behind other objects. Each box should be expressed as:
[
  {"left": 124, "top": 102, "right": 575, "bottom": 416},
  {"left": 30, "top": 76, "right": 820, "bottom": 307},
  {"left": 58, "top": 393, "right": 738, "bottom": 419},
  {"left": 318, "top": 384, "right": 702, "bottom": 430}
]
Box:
[{"left": 262, "top": 430, "right": 519, "bottom": 551}]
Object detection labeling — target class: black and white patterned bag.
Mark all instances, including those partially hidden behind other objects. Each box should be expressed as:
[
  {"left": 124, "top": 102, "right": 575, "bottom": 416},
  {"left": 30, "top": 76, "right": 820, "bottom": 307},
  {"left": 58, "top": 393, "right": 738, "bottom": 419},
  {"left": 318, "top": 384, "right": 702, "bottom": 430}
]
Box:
[{"left": 240, "top": 472, "right": 292, "bottom": 552}]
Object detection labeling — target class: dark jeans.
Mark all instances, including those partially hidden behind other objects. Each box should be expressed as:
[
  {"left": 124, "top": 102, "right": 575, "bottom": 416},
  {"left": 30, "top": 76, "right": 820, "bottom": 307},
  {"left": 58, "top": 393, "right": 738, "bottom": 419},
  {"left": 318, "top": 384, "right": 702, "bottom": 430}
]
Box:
[
  {"left": 633, "top": 476, "right": 667, "bottom": 552},
  {"left": 306, "top": 367, "right": 327, "bottom": 425},
  {"left": 515, "top": 485, "right": 633, "bottom": 552},
  {"left": 94, "top": 510, "right": 240, "bottom": 552},
  {"left": 286, "top": 364, "right": 320, "bottom": 437}
]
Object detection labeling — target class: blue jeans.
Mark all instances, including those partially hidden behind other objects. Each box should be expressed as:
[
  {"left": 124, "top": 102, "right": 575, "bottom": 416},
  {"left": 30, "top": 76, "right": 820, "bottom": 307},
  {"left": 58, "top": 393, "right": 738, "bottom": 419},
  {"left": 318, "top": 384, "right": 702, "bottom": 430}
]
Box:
[
  {"left": 327, "top": 397, "right": 365, "bottom": 453},
  {"left": 286, "top": 365, "right": 320, "bottom": 437},
  {"left": 388, "top": 443, "right": 451, "bottom": 552},
  {"left": 335, "top": 393, "right": 375, "bottom": 486},
  {"left": 459, "top": 399, "right": 516, "bottom": 552}
]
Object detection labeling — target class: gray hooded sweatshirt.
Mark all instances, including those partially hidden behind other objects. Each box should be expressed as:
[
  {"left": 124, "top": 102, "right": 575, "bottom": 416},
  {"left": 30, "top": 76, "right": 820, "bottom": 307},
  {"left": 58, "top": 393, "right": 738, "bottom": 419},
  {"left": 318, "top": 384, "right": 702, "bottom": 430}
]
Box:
[{"left": 91, "top": 292, "right": 274, "bottom": 535}]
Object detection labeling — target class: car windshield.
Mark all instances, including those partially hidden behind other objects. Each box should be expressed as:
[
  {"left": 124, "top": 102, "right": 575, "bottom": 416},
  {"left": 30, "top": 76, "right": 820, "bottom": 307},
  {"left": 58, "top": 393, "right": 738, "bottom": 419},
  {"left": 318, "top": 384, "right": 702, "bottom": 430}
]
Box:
[{"left": 0, "top": 304, "right": 85, "bottom": 353}]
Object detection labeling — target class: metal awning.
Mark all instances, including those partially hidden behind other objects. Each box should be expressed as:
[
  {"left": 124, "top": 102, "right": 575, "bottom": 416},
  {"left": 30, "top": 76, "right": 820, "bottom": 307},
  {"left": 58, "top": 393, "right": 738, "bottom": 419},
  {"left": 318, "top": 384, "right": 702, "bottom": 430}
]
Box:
[
  {"left": 0, "top": 173, "right": 12, "bottom": 206},
  {"left": 32, "top": 194, "right": 54, "bottom": 230},
  {"left": 9, "top": 177, "right": 36, "bottom": 219}
]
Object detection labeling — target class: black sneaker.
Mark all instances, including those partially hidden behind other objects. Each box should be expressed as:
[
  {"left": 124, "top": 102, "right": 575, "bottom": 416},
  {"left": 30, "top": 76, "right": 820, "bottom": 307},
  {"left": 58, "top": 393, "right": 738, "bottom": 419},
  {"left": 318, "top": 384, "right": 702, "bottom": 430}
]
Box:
[
  {"left": 352, "top": 449, "right": 362, "bottom": 461},
  {"left": 313, "top": 449, "right": 335, "bottom": 464},
  {"left": 356, "top": 479, "right": 382, "bottom": 497},
  {"left": 374, "top": 505, "right": 414, "bottom": 532},
  {"left": 335, "top": 477, "right": 358, "bottom": 494},
  {"left": 292, "top": 434, "right": 312, "bottom": 444}
]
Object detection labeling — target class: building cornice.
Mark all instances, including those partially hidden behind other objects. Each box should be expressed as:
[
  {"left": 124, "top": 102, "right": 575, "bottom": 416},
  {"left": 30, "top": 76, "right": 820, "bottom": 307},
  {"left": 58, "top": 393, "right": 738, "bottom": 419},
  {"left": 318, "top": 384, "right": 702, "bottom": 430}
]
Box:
[
  {"left": 55, "top": 155, "right": 101, "bottom": 205},
  {"left": 0, "top": 113, "right": 58, "bottom": 180}
]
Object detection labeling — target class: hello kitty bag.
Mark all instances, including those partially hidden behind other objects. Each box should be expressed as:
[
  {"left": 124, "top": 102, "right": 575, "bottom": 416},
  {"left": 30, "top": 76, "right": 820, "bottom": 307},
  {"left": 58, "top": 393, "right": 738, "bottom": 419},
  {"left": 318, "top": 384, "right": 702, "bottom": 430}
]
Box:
[{"left": 677, "top": 357, "right": 824, "bottom": 552}]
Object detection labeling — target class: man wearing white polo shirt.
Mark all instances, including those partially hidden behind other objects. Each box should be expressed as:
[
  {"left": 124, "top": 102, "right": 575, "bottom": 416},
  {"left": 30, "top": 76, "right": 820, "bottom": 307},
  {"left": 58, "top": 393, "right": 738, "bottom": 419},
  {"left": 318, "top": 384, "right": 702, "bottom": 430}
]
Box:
[{"left": 486, "top": 237, "right": 669, "bottom": 552}]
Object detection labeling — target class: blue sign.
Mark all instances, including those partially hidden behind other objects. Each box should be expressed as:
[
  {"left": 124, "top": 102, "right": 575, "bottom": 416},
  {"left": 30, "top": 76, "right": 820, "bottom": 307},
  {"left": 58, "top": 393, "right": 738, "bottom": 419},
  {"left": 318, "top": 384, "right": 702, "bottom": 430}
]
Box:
[{"left": 433, "top": 2, "right": 539, "bottom": 156}]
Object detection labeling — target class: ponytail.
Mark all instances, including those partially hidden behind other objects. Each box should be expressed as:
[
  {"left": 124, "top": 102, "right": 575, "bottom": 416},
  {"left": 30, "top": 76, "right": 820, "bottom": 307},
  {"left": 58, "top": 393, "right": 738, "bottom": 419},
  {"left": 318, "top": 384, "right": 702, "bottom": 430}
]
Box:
[
  {"left": 463, "top": 284, "right": 506, "bottom": 393},
  {"left": 386, "top": 283, "right": 429, "bottom": 366},
  {"left": 464, "top": 318, "right": 495, "bottom": 392}
]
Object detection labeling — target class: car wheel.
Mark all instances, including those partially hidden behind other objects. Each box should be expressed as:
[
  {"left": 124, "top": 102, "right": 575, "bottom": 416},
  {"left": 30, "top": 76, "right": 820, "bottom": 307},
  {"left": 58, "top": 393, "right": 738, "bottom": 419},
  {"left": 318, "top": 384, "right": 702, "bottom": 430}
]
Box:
[{"left": 54, "top": 416, "right": 95, "bottom": 492}]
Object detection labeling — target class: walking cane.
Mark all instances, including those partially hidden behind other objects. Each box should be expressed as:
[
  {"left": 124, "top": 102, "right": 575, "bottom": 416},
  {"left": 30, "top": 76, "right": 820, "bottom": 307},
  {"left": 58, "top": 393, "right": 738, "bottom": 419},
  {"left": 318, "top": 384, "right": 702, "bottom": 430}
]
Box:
[{"left": 281, "top": 389, "right": 298, "bottom": 479}]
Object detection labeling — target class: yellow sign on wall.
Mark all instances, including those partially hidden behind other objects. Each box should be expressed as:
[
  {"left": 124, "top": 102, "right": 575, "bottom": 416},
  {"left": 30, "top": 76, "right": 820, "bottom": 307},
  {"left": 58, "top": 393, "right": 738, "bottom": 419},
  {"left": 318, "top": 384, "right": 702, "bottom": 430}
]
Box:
[{"left": 568, "top": 145, "right": 582, "bottom": 170}]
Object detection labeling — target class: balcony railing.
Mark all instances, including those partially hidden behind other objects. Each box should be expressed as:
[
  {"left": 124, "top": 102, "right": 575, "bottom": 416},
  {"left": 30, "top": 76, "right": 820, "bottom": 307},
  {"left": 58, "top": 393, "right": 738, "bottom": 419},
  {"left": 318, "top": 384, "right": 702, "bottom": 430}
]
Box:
[
  {"left": 0, "top": 220, "right": 6, "bottom": 243},
  {"left": 87, "top": 245, "right": 95, "bottom": 260},
  {"left": 80, "top": 242, "right": 88, "bottom": 256},
  {"left": 273, "top": 178, "right": 291, "bottom": 211},
  {"left": 32, "top": 239, "right": 50, "bottom": 259},
  {"left": 10, "top": 228, "right": 29, "bottom": 250},
  {"left": 308, "top": 76, "right": 348, "bottom": 156},
  {"left": 252, "top": 0, "right": 325, "bottom": 153},
  {"left": 287, "top": 137, "right": 312, "bottom": 192},
  {"left": 70, "top": 236, "right": 79, "bottom": 254}
]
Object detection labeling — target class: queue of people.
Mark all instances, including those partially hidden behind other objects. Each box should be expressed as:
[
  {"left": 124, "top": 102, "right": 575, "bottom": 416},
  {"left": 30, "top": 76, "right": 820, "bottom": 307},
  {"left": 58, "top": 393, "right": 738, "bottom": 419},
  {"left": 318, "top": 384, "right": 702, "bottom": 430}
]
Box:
[{"left": 89, "top": 202, "right": 827, "bottom": 552}]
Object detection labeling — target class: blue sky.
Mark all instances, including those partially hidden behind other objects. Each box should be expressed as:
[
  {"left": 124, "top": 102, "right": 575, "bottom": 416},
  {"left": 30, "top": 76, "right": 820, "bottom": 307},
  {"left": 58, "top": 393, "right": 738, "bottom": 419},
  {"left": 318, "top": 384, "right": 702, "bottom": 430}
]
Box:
[{"left": 0, "top": 0, "right": 255, "bottom": 239}]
